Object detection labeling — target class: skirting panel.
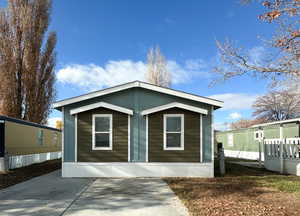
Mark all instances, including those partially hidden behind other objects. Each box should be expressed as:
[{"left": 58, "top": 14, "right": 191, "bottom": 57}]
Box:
[
  {"left": 224, "top": 150, "right": 264, "bottom": 161},
  {"left": 265, "top": 158, "right": 300, "bottom": 176},
  {"left": 9, "top": 151, "right": 62, "bottom": 169},
  {"left": 62, "top": 162, "right": 214, "bottom": 178},
  {"left": 0, "top": 157, "right": 5, "bottom": 172}
]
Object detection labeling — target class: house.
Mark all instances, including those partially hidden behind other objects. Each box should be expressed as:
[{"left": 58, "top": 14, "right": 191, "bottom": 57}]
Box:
[
  {"left": 53, "top": 81, "right": 223, "bottom": 177},
  {"left": 0, "top": 115, "right": 62, "bottom": 171},
  {"left": 216, "top": 118, "right": 300, "bottom": 161}
]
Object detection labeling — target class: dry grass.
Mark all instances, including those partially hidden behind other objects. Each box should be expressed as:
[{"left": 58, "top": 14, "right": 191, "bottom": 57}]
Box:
[{"left": 165, "top": 161, "right": 300, "bottom": 216}]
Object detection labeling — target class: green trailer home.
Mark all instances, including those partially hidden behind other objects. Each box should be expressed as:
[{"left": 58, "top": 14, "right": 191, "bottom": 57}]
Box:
[
  {"left": 53, "top": 81, "right": 223, "bottom": 177},
  {"left": 216, "top": 118, "right": 300, "bottom": 160}
]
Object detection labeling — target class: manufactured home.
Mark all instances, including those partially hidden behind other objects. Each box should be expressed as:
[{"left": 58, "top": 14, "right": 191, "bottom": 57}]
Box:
[
  {"left": 53, "top": 81, "right": 223, "bottom": 177},
  {"left": 0, "top": 115, "right": 62, "bottom": 171},
  {"left": 216, "top": 118, "right": 300, "bottom": 161}
]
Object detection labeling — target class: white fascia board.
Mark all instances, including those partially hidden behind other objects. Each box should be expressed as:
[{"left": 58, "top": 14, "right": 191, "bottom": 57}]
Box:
[
  {"left": 70, "top": 101, "right": 133, "bottom": 115},
  {"left": 54, "top": 82, "right": 138, "bottom": 108},
  {"left": 141, "top": 102, "right": 208, "bottom": 115},
  {"left": 251, "top": 118, "right": 300, "bottom": 128},
  {"left": 138, "top": 82, "right": 223, "bottom": 108},
  {"left": 54, "top": 81, "right": 223, "bottom": 109}
]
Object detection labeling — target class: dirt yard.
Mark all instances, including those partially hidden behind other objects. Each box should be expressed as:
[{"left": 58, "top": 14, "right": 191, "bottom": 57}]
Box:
[
  {"left": 165, "top": 160, "right": 300, "bottom": 216},
  {"left": 0, "top": 159, "right": 61, "bottom": 190}
]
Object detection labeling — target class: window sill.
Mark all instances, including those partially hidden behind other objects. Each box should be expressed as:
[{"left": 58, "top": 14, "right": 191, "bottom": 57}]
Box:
[{"left": 92, "top": 147, "right": 113, "bottom": 151}]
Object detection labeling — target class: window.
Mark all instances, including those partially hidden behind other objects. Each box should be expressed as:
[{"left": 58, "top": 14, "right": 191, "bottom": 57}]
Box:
[
  {"left": 37, "top": 129, "right": 44, "bottom": 145},
  {"left": 53, "top": 132, "right": 58, "bottom": 146},
  {"left": 92, "top": 114, "right": 112, "bottom": 150},
  {"left": 254, "top": 130, "right": 264, "bottom": 140},
  {"left": 227, "top": 133, "right": 234, "bottom": 147},
  {"left": 163, "top": 114, "right": 184, "bottom": 150}
]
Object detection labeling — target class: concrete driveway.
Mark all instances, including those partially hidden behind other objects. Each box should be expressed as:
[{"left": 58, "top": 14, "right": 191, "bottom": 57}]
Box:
[{"left": 0, "top": 171, "right": 188, "bottom": 216}]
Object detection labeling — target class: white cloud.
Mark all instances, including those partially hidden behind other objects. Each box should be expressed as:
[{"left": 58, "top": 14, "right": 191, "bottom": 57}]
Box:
[
  {"left": 209, "top": 93, "right": 258, "bottom": 110},
  {"left": 249, "top": 46, "right": 266, "bottom": 65},
  {"left": 56, "top": 59, "right": 208, "bottom": 90},
  {"left": 228, "top": 112, "right": 242, "bottom": 120},
  {"left": 47, "top": 117, "right": 61, "bottom": 128},
  {"left": 214, "top": 122, "right": 230, "bottom": 131}
]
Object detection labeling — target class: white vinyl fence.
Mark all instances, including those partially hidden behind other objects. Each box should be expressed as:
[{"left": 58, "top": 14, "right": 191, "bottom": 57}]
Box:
[{"left": 264, "top": 138, "right": 300, "bottom": 175}]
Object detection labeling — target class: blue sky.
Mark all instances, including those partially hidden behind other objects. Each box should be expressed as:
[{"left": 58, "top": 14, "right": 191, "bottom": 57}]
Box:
[{"left": 45, "top": 0, "right": 274, "bottom": 129}]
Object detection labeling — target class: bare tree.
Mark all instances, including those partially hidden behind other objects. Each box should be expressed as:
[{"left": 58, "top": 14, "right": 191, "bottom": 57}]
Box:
[
  {"left": 0, "top": 0, "right": 56, "bottom": 124},
  {"left": 230, "top": 118, "right": 267, "bottom": 129},
  {"left": 146, "top": 46, "right": 171, "bottom": 87},
  {"left": 213, "top": 0, "right": 300, "bottom": 85},
  {"left": 252, "top": 89, "right": 300, "bottom": 121}
]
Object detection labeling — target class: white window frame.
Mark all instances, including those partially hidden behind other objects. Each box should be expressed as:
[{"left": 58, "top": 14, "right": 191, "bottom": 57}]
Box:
[
  {"left": 163, "top": 114, "right": 184, "bottom": 150},
  {"left": 227, "top": 133, "right": 234, "bottom": 147},
  {"left": 254, "top": 130, "right": 264, "bottom": 141},
  {"left": 92, "top": 114, "right": 113, "bottom": 150}
]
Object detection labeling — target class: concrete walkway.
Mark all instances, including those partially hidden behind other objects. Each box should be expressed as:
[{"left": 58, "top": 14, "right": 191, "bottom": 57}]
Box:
[
  {"left": 0, "top": 170, "right": 92, "bottom": 216},
  {"left": 0, "top": 171, "right": 188, "bottom": 216}
]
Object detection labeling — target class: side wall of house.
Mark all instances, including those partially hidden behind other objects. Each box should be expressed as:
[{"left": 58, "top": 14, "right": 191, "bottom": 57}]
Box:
[
  {"left": 216, "top": 123, "right": 299, "bottom": 160},
  {"left": 63, "top": 87, "right": 213, "bottom": 163},
  {"left": 5, "top": 121, "right": 61, "bottom": 156}
]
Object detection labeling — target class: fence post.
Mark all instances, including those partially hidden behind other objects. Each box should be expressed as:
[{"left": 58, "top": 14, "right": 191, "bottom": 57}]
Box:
[{"left": 280, "top": 138, "right": 284, "bottom": 174}]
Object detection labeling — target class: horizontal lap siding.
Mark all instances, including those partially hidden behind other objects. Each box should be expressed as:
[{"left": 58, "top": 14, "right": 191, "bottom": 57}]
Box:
[
  {"left": 77, "top": 108, "right": 128, "bottom": 162},
  {"left": 148, "top": 108, "right": 200, "bottom": 162}
]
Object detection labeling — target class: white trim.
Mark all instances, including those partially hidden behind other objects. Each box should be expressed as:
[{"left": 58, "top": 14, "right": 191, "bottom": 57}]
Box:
[
  {"left": 0, "top": 120, "right": 4, "bottom": 123},
  {"left": 62, "top": 107, "right": 64, "bottom": 164},
  {"left": 200, "top": 114, "right": 203, "bottom": 162},
  {"left": 254, "top": 130, "right": 264, "bottom": 141},
  {"left": 70, "top": 101, "right": 133, "bottom": 115},
  {"left": 141, "top": 102, "right": 208, "bottom": 116},
  {"left": 211, "top": 107, "right": 214, "bottom": 165},
  {"left": 75, "top": 114, "right": 78, "bottom": 162},
  {"left": 92, "top": 114, "right": 113, "bottom": 150},
  {"left": 227, "top": 133, "right": 234, "bottom": 147},
  {"left": 163, "top": 114, "right": 184, "bottom": 150},
  {"left": 224, "top": 150, "right": 264, "bottom": 161},
  {"left": 62, "top": 162, "right": 214, "bottom": 178},
  {"left": 146, "top": 115, "right": 149, "bottom": 162},
  {"left": 128, "top": 115, "right": 130, "bottom": 162},
  {"left": 54, "top": 81, "right": 223, "bottom": 109},
  {"left": 251, "top": 118, "right": 300, "bottom": 128}
]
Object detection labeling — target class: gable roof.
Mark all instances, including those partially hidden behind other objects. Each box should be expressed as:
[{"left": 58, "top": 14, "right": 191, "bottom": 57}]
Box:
[
  {"left": 53, "top": 81, "right": 223, "bottom": 109},
  {"left": 141, "top": 102, "right": 208, "bottom": 115}
]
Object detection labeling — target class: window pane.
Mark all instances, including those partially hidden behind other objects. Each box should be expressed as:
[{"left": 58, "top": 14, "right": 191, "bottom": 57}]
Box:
[
  {"left": 166, "top": 117, "right": 181, "bottom": 132},
  {"left": 95, "top": 117, "right": 110, "bottom": 132},
  {"left": 166, "top": 133, "right": 181, "bottom": 148},
  {"left": 95, "top": 133, "right": 110, "bottom": 148}
]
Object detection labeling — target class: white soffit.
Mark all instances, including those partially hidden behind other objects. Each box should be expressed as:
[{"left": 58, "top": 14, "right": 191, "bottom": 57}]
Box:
[
  {"left": 70, "top": 102, "right": 133, "bottom": 115},
  {"left": 53, "top": 81, "right": 224, "bottom": 109},
  {"left": 141, "top": 102, "right": 208, "bottom": 115}
]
